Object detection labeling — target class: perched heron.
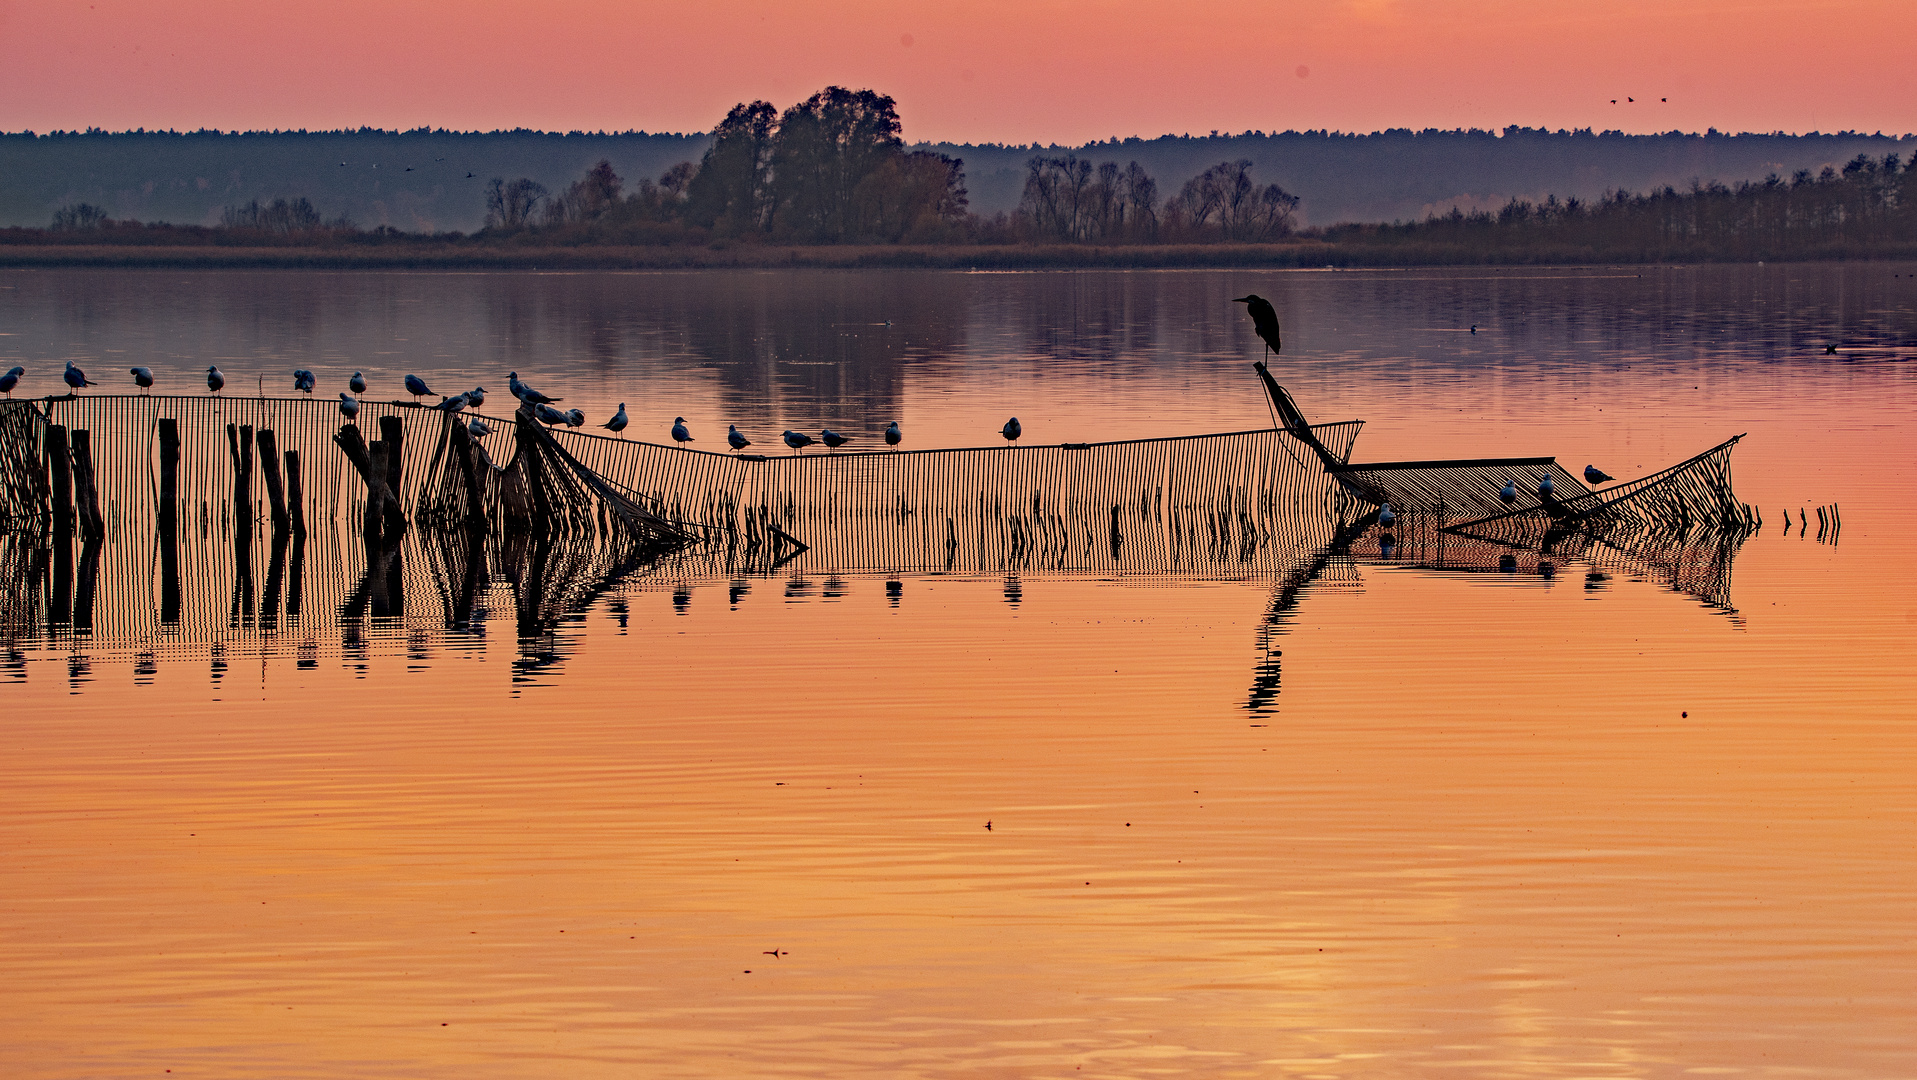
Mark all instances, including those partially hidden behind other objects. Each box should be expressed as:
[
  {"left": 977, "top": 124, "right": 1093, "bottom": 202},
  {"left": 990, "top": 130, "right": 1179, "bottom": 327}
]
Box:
[
  {"left": 1500, "top": 480, "right": 1519, "bottom": 505},
  {"left": 727, "top": 425, "right": 751, "bottom": 451},
  {"left": 1232, "top": 294, "right": 1282, "bottom": 356},
  {"left": 671, "top": 417, "right": 694, "bottom": 444},
  {"left": 602, "top": 403, "right": 629, "bottom": 434},
  {"left": 1378, "top": 502, "right": 1395, "bottom": 528},
  {"left": 884, "top": 420, "right": 902, "bottom": 448},
  {"left": 293, "top": 369, "right": 317, "bottom": 395},
  {"left": 1001, "top": 417, "right": 1021, "bottom": 443},
  {"left": 508, "top": 371, "right": 560, "bottom": 404},
  {"left": 820, "top": 428, "right": 849, "bottom": 450},
  {"left": 782, "top": 429, "right": 814, "bottom": 451},
  {"left": 1537, "top": 474, "right": 1554, "bottom": 498},
  {"left": 0, "top": 366, "right": 22, "bottom": 396},
  {"left": 404, "top": 374, "right": 433, "bottom": 402},
  {"left": 63, "top": 362, "right": 95, "bottom": 393},
  {"left": 1584, "top": 465, "right": 1615, "bottom": 485},
  {"left": 349, "top": 370, "right": 367, "bottom": 394},
  {"left": 467, "top": 417, "right": 492, "bottom": 438},
  {"left": 565, "top": 408, "right": 585, "bottom": 427},
  {"left": 466, "top": 386, "right": 486, "bottom": 408},
  {"left": 130, "top": 366, "right": 155, "bottom": 393},
  {"left": 338, "top": 392, "right": 360, "bottom": 420},
  {"left": 206, "top": 366, "right": 225, "bottom": 394},
  {"left": 534, "top": 402, "right": 569, "bottom": 427}
]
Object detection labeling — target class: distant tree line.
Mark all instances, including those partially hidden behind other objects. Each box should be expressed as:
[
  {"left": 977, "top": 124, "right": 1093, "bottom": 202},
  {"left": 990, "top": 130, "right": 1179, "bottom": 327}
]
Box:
[
  {"left": 1014, "top": 156, "right": 1298, "bottom": 243},
  {"left": 1329, "top": 153, "right": 1917, "bottom": 260}
]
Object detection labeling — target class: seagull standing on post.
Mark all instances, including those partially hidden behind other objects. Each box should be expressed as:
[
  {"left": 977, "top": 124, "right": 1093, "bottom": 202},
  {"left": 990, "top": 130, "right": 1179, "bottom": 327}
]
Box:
[
  {"left": 671, "top": 417, "right": 694, "bottom": 444},
  {"left": 728, "top": 425, "right": 751, "bottom": 451},
  {"left": 63, "top": 362, "right": 95, "bottom": 394},
  {"left": 433, "top": 392, "right": 469, "bottom": 414},
  {"left": 1232, "top": 294, "right": 1283, "bottom": 357},
  {"left": 884, "top": 421, "right": 902, "bottom": 448},
  {"left": 1001, "top": 417, "right": 1021, "bottom": 443},
  {"left": 602, "top": 404, "right": 628, "bottom": 434},
  {"left": 206, "top": 366, "right": 225, "bottom": 394},
  {"left": 0, "top": 366, "right": 22, "bottom": 396},
  {"left": 404, "top": 374, "right": 434, "bottom": 403},
  {"left": 130, "top": 367, "right": 155, "bottom": 393},
  {"left": 339, "top": 392, "right": 360, "bottom": 420}
]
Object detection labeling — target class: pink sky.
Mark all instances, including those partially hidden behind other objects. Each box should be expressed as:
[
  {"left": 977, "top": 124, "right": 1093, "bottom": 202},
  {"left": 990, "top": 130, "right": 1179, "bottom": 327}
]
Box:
[{"left": 4, "top": 0, "right": 1914, "bottom": 143}]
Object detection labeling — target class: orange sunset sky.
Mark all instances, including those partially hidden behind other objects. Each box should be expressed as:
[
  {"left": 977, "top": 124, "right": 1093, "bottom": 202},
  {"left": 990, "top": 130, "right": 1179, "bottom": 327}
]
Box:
[{"left": 4, "top": 0, "right": 1915, "bottom": 143}]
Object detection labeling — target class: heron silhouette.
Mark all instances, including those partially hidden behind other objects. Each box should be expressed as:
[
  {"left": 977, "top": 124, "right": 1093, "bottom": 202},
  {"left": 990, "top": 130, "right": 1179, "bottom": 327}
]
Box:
[{"left": 1233, "top": 295, "right": 1282, "bottom": 357}]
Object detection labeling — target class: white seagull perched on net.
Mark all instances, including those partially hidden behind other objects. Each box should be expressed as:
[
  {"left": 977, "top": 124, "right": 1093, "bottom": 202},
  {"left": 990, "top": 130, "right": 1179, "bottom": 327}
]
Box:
[
  {"left": 728, "top": 425, "right": 751, "bottom": 451},
  {"left": 509, "top": 371, "right": 560, "bottom": 404},
  {"left": 404, "top": 374, "right": 434, "bottom": 402},
  {"left": 884, "top": 421, "right": 902, "bottom": 448},
  {"left": 782, "top": 429, "right": 814, "bottom": 451},
  {"left": 63, "top": 362, "right": 96, "bottom": 393},
  {"left": 293, "top": 369, "right": 317, "bottom": 395},
  {"left": 130, "top": 366, "right": 155, "bottom": 393},
  {"left": 466, "top": 386, "right": 486, "bottom": 407},
  {"left": 534, "top": 402, "right": 569, "bottom": 427},
  {"left": 1500, "top": 480, "right": 1518, "bottom": 505},
  {"left": 349, "top": 370, "right": 367, "bottom": 394},
  {"left": 432, "top": 392, "right": 469, "bottom": 413},
  {"left": 1001, "top": 417, "right": 1021, "bottom": 443},
  {"left": 820, "top": 428, "right": 849, "bottom": 450},
  {"left": 1537, "top": 474, "right": 1554, "bottom": 498},
  {"left": 206, "top": 366, "right": 226, "bottom": 394},
  {"left": 602, "top": 404, "right": 628, "bottom": 434},
  {"left": 339, "top": 392, "right": 360, "bottom": 420},
  {"left": 565, "top": 408, "right": 585, "bottom": 427},
  {"left": 0, "top": 366, "right": 23, "bottom": 396},
  {"left": 1378, "top": 502, "right": 1395, "bottom": 527},
  {"left": 467, "top": 417, "right": 492, "bottom": 438},
  {"left": 1584, "top": 465, "right": 1615, "bottom": 485},
  {"left": 671, "top": 417, "right": 694, "bottom": 444}
]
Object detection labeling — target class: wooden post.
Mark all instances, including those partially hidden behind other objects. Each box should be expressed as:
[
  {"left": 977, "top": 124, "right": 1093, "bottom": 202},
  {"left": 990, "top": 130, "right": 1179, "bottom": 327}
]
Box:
[
  {"left": 378, "top": 414, "right": 404, "bottom": 507},
  {"left": 368, "top": 440, "right": 393, "bottom": 544},
  {"left": 284, "top": 450, "right": 305, "bottom": 534},
  {"left": 69, "top": 429, "right": 106, "bottom": 542},
  {"left": 498, "top": 458, "right": 533, "bottom": 533},
  {"left": 449, "top": 418, "right": 486, "bottom": 526},
  {"left": 226, "top": 423, "right": 254, "bottom": 534},
  {"left": 336, "top": 423, "right": 399, "bottom": 545},
  {"left": 45, "top": 424, "right": 73, "bottom": 537},
  {"left": 157, "top": 418, "right": 181, "bottom": 534},
  {"left": 74, "top": 539, "right": 103, "bottom": 632},
  {"left": 256, "top": 428, "right": 289, "bottom": 532}
]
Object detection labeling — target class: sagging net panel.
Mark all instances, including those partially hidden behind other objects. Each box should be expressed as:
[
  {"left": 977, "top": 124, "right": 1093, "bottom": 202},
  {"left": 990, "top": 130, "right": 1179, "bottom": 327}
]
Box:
[{"left": 0, "top": 399, "right": 51, "bottom": 528}]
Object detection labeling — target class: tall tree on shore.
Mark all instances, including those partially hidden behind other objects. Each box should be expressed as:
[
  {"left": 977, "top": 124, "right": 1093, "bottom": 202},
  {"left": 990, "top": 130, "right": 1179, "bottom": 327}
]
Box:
[
  {"left": 770, "top": 87, "right": 906, "bottom": 241},
  {"left": 683, "top": 101, "right": 778, "bottom": 235}
]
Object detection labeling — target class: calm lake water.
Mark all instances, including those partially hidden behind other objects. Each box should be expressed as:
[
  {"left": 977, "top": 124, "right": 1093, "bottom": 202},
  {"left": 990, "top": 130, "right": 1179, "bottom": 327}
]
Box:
[{"left": 2, "top": 265, "right": 1915, "bottom": 1079}]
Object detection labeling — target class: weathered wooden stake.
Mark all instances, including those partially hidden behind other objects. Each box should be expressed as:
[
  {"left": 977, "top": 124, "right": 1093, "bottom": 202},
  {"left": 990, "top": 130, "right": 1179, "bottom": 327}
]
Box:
[
  {"left": 45, "top": 424, "right": 74, "bottom": 537},
  {"left": 378, "top": 414, "right": 404, "bottom": 505},
  {"left": 256, "top": 428, "right": 289, "bottom": 532},
  {"left": 225, "top": 423, "right": 254, "bottom": 534},
  {"left": 368, "top": 440, "right": 393, "bottom": 544},
  {"left": 157, "top": 418, "right": 181, "bottom": 534},
  {"left": 284, "top": 450, "right": 305, "bottom": 534},
  {"left": 448, "top": 418, "right": 486, "bottom": 526},
  {"left": 69, "top": 429, "right": 106, "bottom": 542}
]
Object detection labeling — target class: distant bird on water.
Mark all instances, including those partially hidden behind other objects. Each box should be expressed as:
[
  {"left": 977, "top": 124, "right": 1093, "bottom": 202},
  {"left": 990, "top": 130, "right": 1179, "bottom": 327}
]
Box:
[
  {"left": 0, "top": 366, "right": 22, "bottom": 396},
  {"left": 338, "top": 392, "right": 360, "bottom": 420},
  {"left": 820, "top": 428, "right": 849, "bottom": 450},
  {"left": 1500, "top": 479, "right": 1519, "bottom": 505},
  {"left": 404, "top": 374, "right": 433, "bottom": 402},
  {"left": 565, "top": 408, "right": 585, "bottom": 428},
  {"left": 884, "top": 420, "right": 902, "bottom": 448},
  {"left": 508, "top": 371, "right": 559, "bottom": 404},
  {"left": 1584, "top": 465, "right": 1616, "bottom": 485},
  {"left": 467, "top": 417, "right": 492, "bottom": 438},
  {"left": 671, "top": 417, "right": 694, "bottom": 444},
  {"left": 1001, "top": 417, "right": 1022, "bottom": 443},
  {"left": 1232, "top": 294, "right": 1282, "bottom": 357},
  {"left": 206, "top": 366, "right": 225, "bottom": 394},
  {"left": 349, "top": 370, "right": 367, "bottom": 394},
  {"left": 292, "top": 368, "right": 316, "bottom": 395},
  {"left": 534, "top": 402, "right": 569, "bottom": 427},
  {"left": 63, "top": 362, "right": 95, "bottom": 393},
  {"left": 130, "top": 366, "right": 155, "bottom": 393},
  {"left": 782, "top": 429, "right": 814, "bottom": 451},
  {"left": 602, "top": 403, "right": 629, "bottom": 434},
  {"left": 728, "top": 425, "right": 751, "bottom": 451}
]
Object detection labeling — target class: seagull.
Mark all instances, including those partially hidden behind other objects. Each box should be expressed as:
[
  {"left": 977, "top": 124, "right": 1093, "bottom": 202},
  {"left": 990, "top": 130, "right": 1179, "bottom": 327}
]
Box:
[
  {"left": 1584, "top": 465, "right": 1615, "bottom": 485},
  {"left": 206, "top": 366, "right": 225, "bottom": 394},
  {"left": 339, "top": 392, "right": 360, "bottom": 419},
  {"left": 508, "top": 371, "right": 559, "bottom": 404},
  {"left": 467, "top": 417, "right": 492, "bottom": 438},
  {"left": 1537, "top": 474, "right": 1555, "bottom": 500},
  {"left": 534, "top": 402, "right": 569, "bottom": 427},
  {"left": 884, "top": 420, "right": 902, "bottom": 448},
  {"left": 565, "top": 408, "right": 585, "bottom": 427},
  {"left": 404, "top": 374, "right": 433, "bottom": 402},
  {"left": 820, "top": 428, "right": 849, "bottom": 450},
  {"left": 349, "top": 370, "right": 367, "bottom": 394},
  {"left": 130, "top": 366, "right": 154, "bottom": 393},
  {"left": 728, "top": 425, "right": 751, "bottom": 451},
  {"left": 1232, "top": 294, "right": 1282, "bottom": 356},
  {"left": 602, "top": 403, "right": 628, "bottom": 434},
  {"left": 466, "top": 386, "right": 486, "bottom": 407},
  {"left": 0, "top": 366, "right": 22, "bottom": 396},
  {"left": 782, "top": 429, "right": 814, "bottom": 451},
  {"left": 432, "top": 392, "right": 468, "bottom": 413},
  {"left": 1001, "top": 417, "right": 1021, "bottom": 443},
  {"left": 1500, "top": 480, "right": 1519, "bottom": 505},
  {"left": 671, "top": 417, "right": 694, "bottom": 444},
  {"left": 63, "top": 362, "right": 95, "bottom": 393},
  {"left": 1378, "top": 502, "right": 1395, "bottom": 527},
  {"left": 292, "top": 368, "right": 316, "bottom": 394}
]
